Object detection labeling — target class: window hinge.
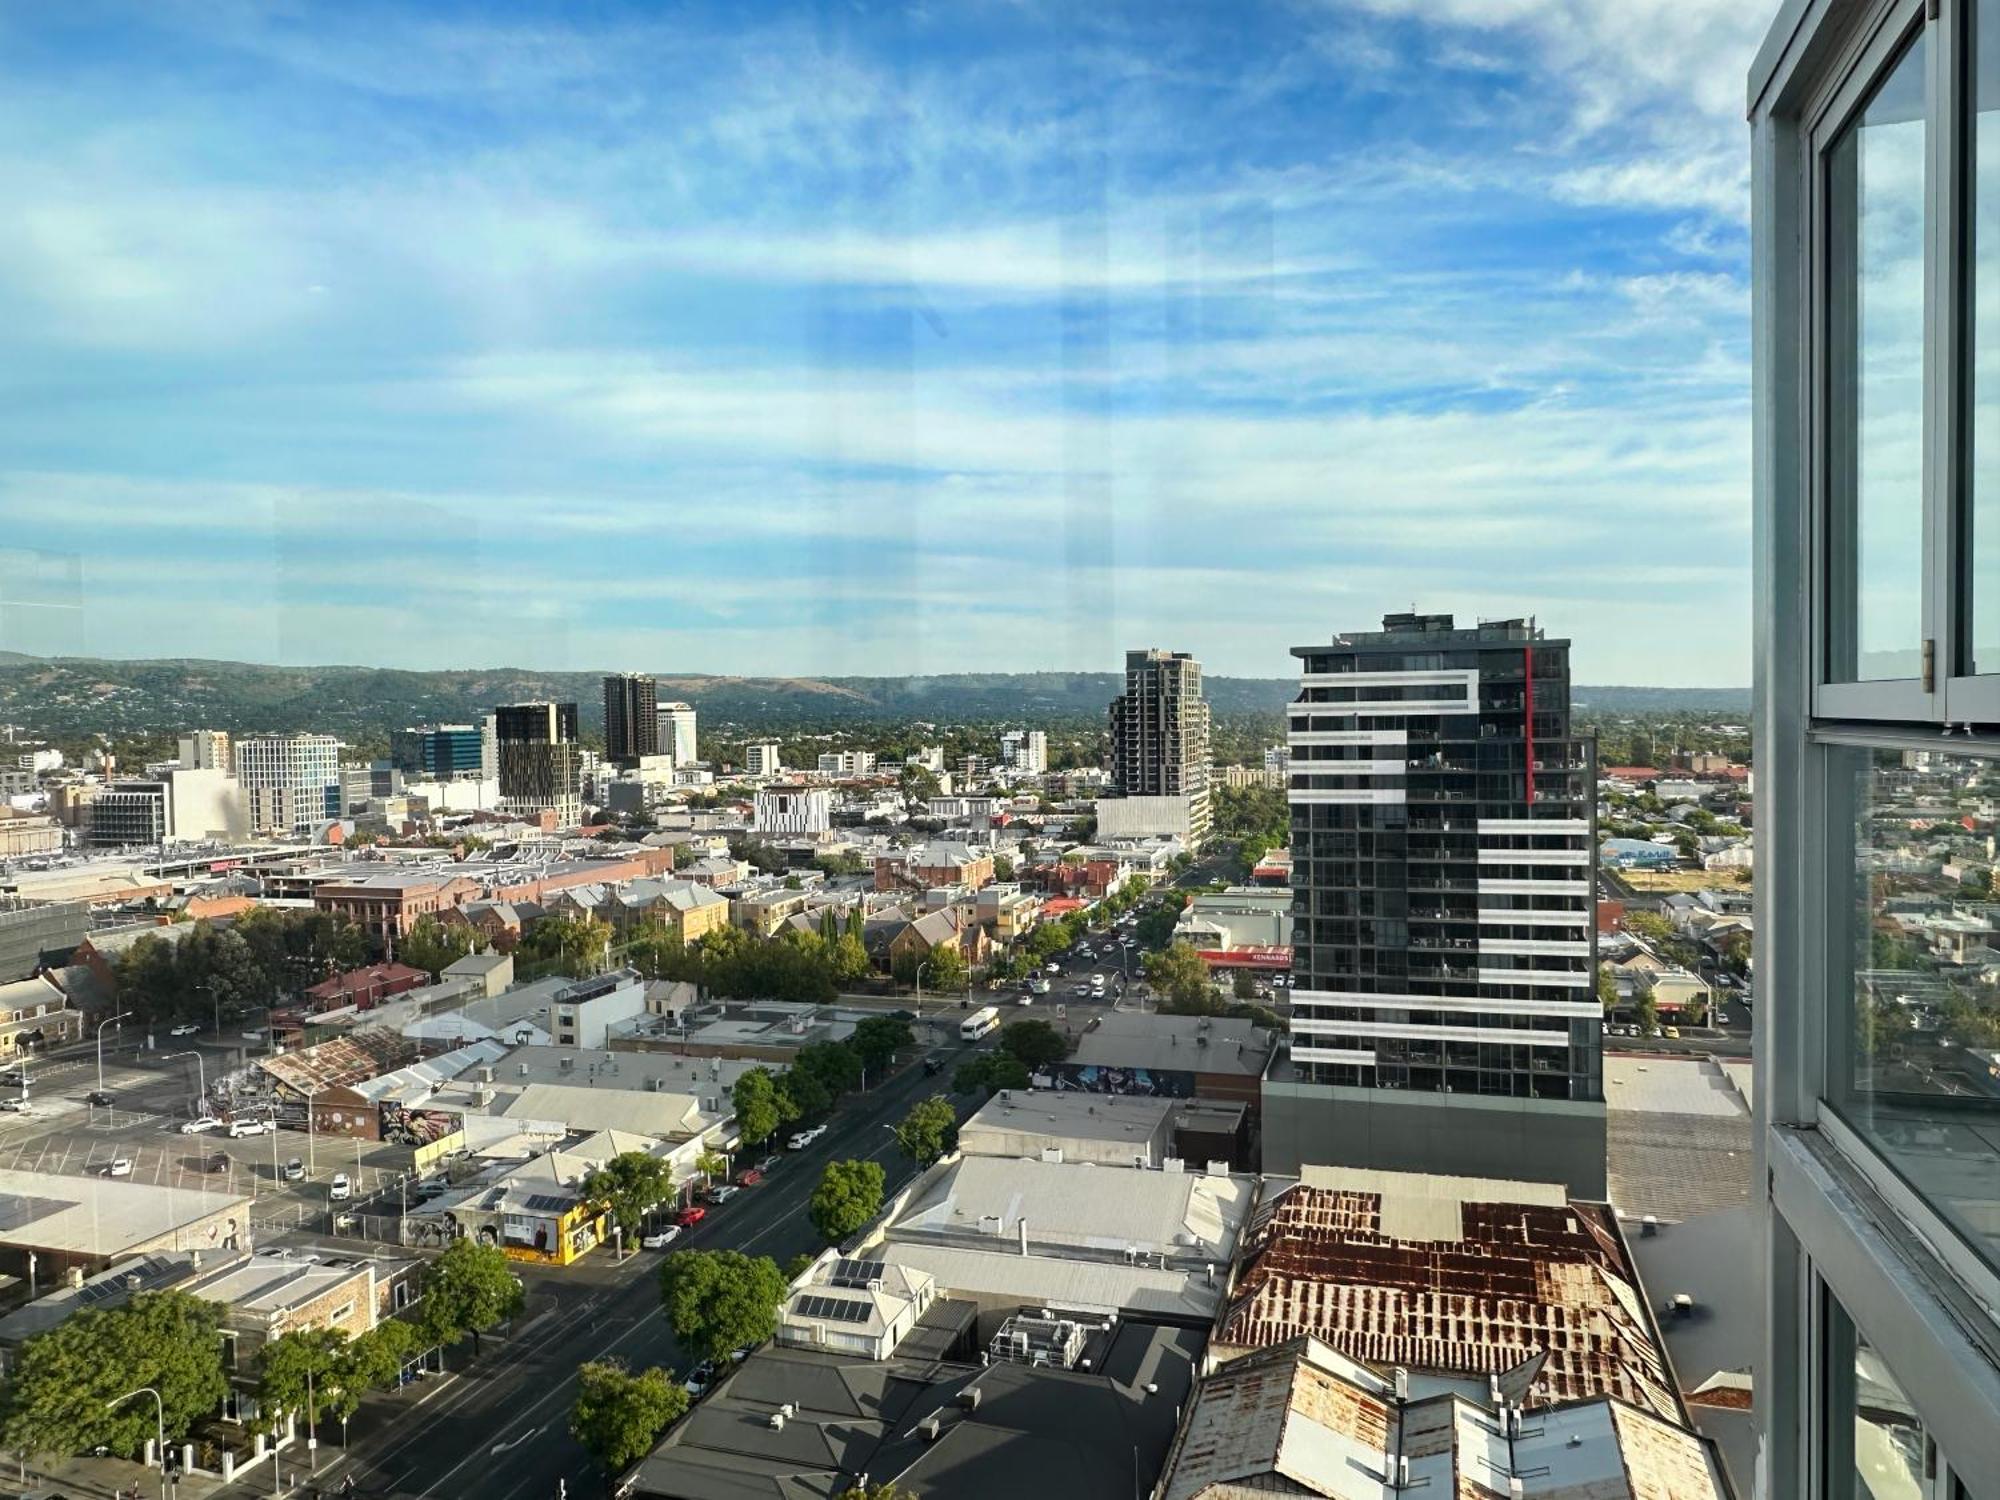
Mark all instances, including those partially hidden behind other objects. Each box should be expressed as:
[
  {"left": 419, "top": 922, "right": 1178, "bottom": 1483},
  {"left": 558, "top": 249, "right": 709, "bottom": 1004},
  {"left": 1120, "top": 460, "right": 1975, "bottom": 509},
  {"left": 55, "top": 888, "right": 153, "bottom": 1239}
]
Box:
[{"left": 1922, "top": 637, "right": 1936, "bottom": 692}]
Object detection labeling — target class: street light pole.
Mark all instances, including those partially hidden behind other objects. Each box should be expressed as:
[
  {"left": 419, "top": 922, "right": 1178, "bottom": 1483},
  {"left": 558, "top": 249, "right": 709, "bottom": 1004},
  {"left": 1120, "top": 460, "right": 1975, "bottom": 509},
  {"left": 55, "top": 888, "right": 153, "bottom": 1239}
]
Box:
[
  {"left": 915, "top": 960, "right": 931, "bottom": 1018},
  {"left": 95, "top": 1011, "right": 129, "bottom": 1094},
  {"left": 164, "top": 1050, "right": 205, "bottom": 1115},
  {"left": 108, "top": 1384, "right": 167, "bottom": 1500}
]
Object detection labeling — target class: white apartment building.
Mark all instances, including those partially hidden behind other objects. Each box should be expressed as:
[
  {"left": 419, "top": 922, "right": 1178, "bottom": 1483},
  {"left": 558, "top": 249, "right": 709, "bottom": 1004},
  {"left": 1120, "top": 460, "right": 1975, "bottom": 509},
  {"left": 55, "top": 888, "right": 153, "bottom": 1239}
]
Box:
[
  {"left": 905, "top": 746, "right": 945, "bottom": 774},
  {"left": 88, "top": 768, "right": 249, "bottom": 848},
  {"left": 745, "top": 743, "right": 782, "bottom": 776},
  {"left": 755, "top": 787, "right": 832, "bottom": 836},
  {"left": 656, "top": 702, "right": 698, "bottom": 768},
  {"left": 1000, "top": 729, "right": 1048, "bottom": 774},
  {"left": 234, "top": 734, "right": 341, "bottom": 836},
  {"left": 178, "top": 729, "right": 232, "bottom": 773},
  {"left": 817, "top": 750, "right": 876, "bottom": 776}
]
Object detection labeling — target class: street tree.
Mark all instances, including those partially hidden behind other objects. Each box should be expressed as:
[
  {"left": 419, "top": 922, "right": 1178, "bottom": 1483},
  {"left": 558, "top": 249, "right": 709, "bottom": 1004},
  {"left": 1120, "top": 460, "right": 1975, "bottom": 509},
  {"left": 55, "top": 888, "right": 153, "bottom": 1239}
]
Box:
[
  {"left": 776, "top": 1066, "right": 829, "bottom": 1123},
  {"left": 809, "top": 1158, "right": 886, "bottom": 1244},
  {"left": 839, "top": 1484, "right": 921, "bottom": 1500},
  {"left": 418, "top": 1238, "right": 525, "bottom": 1353},
  {"left": 257, "top": 1326, "right": 349, "bottom": 1432},
  {"left": 926, "top": 944, "right": 968, "bottom": 993},
  {"left": 658, "top": 1250, "right": 788, "bottom": 1366},
  {"left": 1, "top": 1291, "right": 227, "bottom": 1459},
  {"left": 851, "top": 1016, "right": 913, "bottom": 1077},
  {"left": 1596, "top": 964, "right": 1619, "bottom": 1012},
  {"left": 795, "top": 1040, "right": 862, "bottom": 1098},
  {"left": 1145, "top": 941, "right": 1217, "bottom": 1012},
  {"left": 952, "top": 1054, "right": 1029, "bottom": 1096},
  {"left": 583, "top": 1151, "right": 678, "bottom": 1236},
  {"left": 732, "top": 1068, "right": 783, "bottom": 1147},
  {"left": 998, "top": 1019, "right": 1066, "bottom": 1071},
  {"left": 893, "top": 1095, "right": 958, "bottom": 1168},
  {"left": 1232, "top": 970, "right": 1258, "bottom": 1001},
  {"left": 400, "top": 917, "right": 475, "bottom": 980},
  {"left": 570, "top": 1360, "right": 690, "bottom": 1474}
]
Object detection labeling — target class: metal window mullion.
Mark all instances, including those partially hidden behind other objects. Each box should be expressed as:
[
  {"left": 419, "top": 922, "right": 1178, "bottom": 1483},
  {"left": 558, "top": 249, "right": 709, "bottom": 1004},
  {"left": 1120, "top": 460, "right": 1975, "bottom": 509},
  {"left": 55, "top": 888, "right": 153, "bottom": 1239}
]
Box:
[{"left": 1935, "top": 0, "right": 1971, "bottom": 715}]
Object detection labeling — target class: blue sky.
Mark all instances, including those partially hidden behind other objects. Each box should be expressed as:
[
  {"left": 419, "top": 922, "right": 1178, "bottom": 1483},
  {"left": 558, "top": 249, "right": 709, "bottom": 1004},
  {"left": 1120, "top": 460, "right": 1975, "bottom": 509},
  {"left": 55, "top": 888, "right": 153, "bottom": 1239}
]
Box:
[{"left": 0, "top": 0, "right": 1764, "bottom": 683}]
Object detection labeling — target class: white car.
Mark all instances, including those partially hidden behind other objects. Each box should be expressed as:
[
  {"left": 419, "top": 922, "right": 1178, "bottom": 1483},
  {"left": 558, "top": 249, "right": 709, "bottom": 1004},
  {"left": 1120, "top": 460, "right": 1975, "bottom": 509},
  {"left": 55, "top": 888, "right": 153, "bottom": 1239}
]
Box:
[
  {"left": 1016, "top": 995, "right": 1033, "bottom": 1006},
  {"left": 642, "top": 1225, "right": 682, "bottom": 1250},
  {"left": 787, "top": 1125, "right": 826, "bottom": 1151},
  {"left": 169, "top": 1024, "right": 200, "bottom": 1037},
  {"left": 0, "top": 1099, "right": 33, "bottom": 1115},
  {"left": 241, "top": 1029, "right": 266, "bottom": 1043},
  {"left": 104, "top": 1158, "right": 133, "bottom": 1178},
  {"left": 707, "top": 1184, "right": 741, "bottom": 1205},
  {"left": 329, "top": 1173, "right": 351, "bottom": 1201},
  {"left": 180, "top": 1116, "right": 222, "bottom": 1135},
  {"left": 226, "top": 1118, "right": 270, "bottom": 1138},
  {"left": 1044, "top": 962, "right": 1059, "bottom": 974}
]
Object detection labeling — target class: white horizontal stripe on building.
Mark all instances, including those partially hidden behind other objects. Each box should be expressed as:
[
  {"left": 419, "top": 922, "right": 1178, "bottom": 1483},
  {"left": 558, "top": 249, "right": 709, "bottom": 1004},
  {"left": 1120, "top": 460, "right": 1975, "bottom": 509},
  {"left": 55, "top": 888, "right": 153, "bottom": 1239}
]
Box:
[
  {"left": 1292, "top": 1017, "right": 1575, "bottom": 1047},
  {"left": 1290, "top": 1044, "right": 1377, "bottom": 1067},
  {"left": 1284, "top": 728, "right": 1409, "bottom": 746},
  {"left": 1475, "top": 848, "right": 1592, "bottom": 865},
  {"left": 1477, "top": 938, "right": 1593, "bottom": 958},
  {"left": 1298, "top": 670, "right": 1478, "bottom": 689},
  {"left": 1475, "top": 879, "right": 1591, "bottom": 897},
  {"left": 1292, "top": 989, "right": 1599, "bottom": 1019},
  {"left": 1290, "top": 788, "right": 1408, "bottom": 806},
  {"left": 1285, "top": 760, "right": 1409, "bottom": 777},
  {"left": 1476, "top": 968, "right": 1592, "bottom": 988},
  {"left": 1476, "top": 909, "right": 1592, "bottom": 927},
  {"left": 1479, "top": 818, "right": 1591, "bottom": 835}
]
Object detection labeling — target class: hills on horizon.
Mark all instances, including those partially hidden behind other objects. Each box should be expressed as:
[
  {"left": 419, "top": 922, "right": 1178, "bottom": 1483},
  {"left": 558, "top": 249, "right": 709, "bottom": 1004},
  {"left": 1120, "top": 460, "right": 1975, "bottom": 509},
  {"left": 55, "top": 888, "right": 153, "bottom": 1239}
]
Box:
[{"left": 0, "top": 651, "right": 1751, "bottom": 741}]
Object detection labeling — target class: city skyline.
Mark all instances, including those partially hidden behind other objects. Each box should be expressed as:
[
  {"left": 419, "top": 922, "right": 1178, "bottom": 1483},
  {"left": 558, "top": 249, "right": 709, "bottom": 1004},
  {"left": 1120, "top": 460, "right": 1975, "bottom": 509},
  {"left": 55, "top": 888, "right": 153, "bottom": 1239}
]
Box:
[{"left": 0, "top": 0, "right": 1761, "bottom": 684}]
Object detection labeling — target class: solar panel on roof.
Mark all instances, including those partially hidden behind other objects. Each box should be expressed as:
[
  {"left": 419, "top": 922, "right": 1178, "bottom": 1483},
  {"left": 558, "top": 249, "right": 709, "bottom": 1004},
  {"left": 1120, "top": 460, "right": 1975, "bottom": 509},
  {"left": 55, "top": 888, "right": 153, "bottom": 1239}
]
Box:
[
  {"left": 795, "top": 1294, "right": 871, "bottom": 1324},
  {"left": 828, "top": 1257, "right": 885, "bottom": 1288},
  {"left": 522, "top": 1194, "right": 571, "bottom": 1214}
]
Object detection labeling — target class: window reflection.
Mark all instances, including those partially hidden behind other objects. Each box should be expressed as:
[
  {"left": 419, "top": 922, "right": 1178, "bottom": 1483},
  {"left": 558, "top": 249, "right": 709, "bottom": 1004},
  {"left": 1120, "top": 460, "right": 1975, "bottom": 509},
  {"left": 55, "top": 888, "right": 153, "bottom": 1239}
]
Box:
[
  {"left": 1843, "top": 1309, "right": 1928, "bottom": 1500},
  {"left": 1828, "top": 31, "right": 1928, "bottom": 683},
  {"left": 1836, "top": 746, "right": 2000, "bottom": 1273}
]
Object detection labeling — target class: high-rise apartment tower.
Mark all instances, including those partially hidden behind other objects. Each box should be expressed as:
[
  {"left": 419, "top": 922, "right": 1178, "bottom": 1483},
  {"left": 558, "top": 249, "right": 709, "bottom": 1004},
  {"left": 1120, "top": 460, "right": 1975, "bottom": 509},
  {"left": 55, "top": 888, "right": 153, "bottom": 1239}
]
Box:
[
  {"left": 603, "top": 674, "right": 660, "bottom": 765},
  {"left": 495, "top": 702, "right": 583, "bottom": 827},
  {"left": 1264, "top": 613, "right": 1603, "bottom": 1196},
  {"left": 1107, "top": 649, "right": 1211, "bottom": 845}
]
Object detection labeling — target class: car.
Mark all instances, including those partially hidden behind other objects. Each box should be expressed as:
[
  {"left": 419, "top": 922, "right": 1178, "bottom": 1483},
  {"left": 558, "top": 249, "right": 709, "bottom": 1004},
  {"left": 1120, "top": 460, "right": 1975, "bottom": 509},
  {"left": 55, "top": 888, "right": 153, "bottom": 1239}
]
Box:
[
  {"left": 674, "top": 1204, "right": 708, "bottom": 1228},
  {"left": 1016, "top": 994, "right": 1033, "bottom": 1006},
  {"left": 755, "top": 1154, "right": 780, "bottom": 1175},
  {"left": 241, "top": 1028, "right": 266, "bottom": 1042},
  {"left": 169, "top": 1023, "right": 200, "bottom": 1037},
  {"left": 1716, "top": 1011, "right": 1733, "bottom": 1026},
  {"left": 282, "top": 1158, "right": 305, "bottom": 1181},
  {"left": 706, "top": 1184, "right": 741, "bottom": 1205},
  {"left": 735, "top": 1167, "right": 764, "bottom": 1187},
  {"left": 227, "top": 1118, "right": 270, "bottom": 1138},
  {"left": 203, "top": 1152, "right": 230, "bottom": 1173},
  {"left": 1044, "top": 963, "right": 1060, "bottom": 974},
  {"left": 887, "top": 1009, "right": 916, "bottom": 1023},
  {"left": 180, "top": 1116, "right": 221, "bottom": 1135},
  {"left": 641, "top": 1225, "right": 682, "bottom": 1250},
  {"left": 103, "top": 1158, "right": 132, "bottom": 1178},
  {"left": 1662, "top": 1026, "right": 1681, "bottom": 1039},
  {"left": 682, "top": 1365, "right": 714, "bottom": 1400},
  {"left": 6, "top": 1100, "right": 44, "bottom": 1117},
  {"left": 329, "top": 1173, "right": 351, "bottom": 1201},
  {"left": 922, "top": 1054, "right": 945, "bottom": 1075},
  {"left": 84, "top": 1090, "right": 114, "bottom": 1107},
  {"left": 787, "top": 1125, "right": 826, "bottom": 1150}
]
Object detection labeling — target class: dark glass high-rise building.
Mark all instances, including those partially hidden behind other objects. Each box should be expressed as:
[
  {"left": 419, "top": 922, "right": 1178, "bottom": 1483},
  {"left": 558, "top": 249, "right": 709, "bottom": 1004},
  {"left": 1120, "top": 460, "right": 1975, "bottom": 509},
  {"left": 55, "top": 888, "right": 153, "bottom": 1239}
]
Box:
[
  {"left": 1106, "top": 648, "right": 1212, "bottom": 845},
  {"left": 603, "top": 673, "right": 660, "bottom": 765},
  {"left": 495, "top": 701, "right": 583, "bottom": 825},
  {"left": 1263, "top": 612, "right": 1604, "bottom": 1195}
]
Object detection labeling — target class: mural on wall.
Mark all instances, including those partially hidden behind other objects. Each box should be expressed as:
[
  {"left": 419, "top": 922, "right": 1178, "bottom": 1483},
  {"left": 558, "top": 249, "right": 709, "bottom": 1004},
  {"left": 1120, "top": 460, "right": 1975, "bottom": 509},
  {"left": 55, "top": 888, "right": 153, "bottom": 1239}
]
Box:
[
  {"left": 1047, "top": 1064, "right": 1195, "bottom": 1099},
  {"left": 379, "top": 1103, "right": 463, "bottom": 1147}
]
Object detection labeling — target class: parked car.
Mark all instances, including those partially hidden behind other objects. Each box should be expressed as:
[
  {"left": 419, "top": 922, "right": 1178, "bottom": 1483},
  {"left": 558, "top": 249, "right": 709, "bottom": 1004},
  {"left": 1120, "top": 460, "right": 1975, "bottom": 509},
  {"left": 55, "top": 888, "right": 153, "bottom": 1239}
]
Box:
[
  {"left": 1662, "top": 1026, "right": 1681, "bottom": 1039},
  {"left": 922, "top": 1054, "right": 945, "bottom": 1074},
  {"left": 1044, "top": 962, "right": 1060, "bottom": 974},
  {"left": 674, "top": 1204, "right": 708, "bottom": 1228},
  {"left": 282, "top": 1158, "right": 305, "bottom": 1181},
  {"left": 641, "top": 1225, "right": 682, "bottom": 1250},
  {"left": 755, "top": 1154, "right": 780, "bottom": 1175},
  {"left": 241, "top": 1028, "right": 266, "bottom": 1043},
  {"left": 103, "top": 1158, "right": 132, "bottom": 1178},
  {"left": 84, "top": 1090, "right": 114, "bottom": 1107},
  {"left": 169, "top": 1023, "right": 200, "bottom": 1037},
  {"left": 329, "top": 1173, "right": 351, "bottom": 1201},
  {"left": 203, "top": 1152, "right": 230, "bottom": 1173},
  {"left": 227, "top": 1117, "right": 270, "bottom": 1138},
  {"left": 787, "top": 1125, "right": 826, "bottom": 1151},
  {"left": 706, "top": 1184, "right": 741, "bottom": 1205},
  {"left": 180, "top": 1116, "right": 221, "bottom": 1135},
  {"left": 1016, "top": 994, "right": 1034, "bottom": 1006},
  {"left": 735, "top": 1167, "right": 764, "bottom": 1187},
  {"left": 682, "top": 1364, "right": 714, "bottom": 1399}
]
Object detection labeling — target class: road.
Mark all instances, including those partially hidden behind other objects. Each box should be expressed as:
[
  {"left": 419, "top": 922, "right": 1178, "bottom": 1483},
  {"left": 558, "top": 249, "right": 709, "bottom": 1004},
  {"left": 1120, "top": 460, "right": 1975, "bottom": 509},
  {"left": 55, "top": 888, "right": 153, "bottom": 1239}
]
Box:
[{"left": 275, "top": 1029, "right": 990, "bottom": 1500}]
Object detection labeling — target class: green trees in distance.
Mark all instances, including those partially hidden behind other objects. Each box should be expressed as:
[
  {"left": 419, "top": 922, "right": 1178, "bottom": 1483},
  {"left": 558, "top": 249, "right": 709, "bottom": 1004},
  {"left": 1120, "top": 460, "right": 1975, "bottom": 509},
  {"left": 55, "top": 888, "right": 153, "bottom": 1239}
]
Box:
[
  {"left": 850, "top": 1016, "right": 913, "bottom": 1077},
  {"left": 416, "top": 1239, "right": 525, "bottom": 1353},
  {"left": 895, "top": 943, "right": 966, "bottom": 992},
  {"left": 997, "top": 1019, "right": 1066, "bottom": 1071},
  {"left": 1146, "top": 941, "right": 1219, "bottom": 1013},
  {"left": 732, "top": 1068, "right": 784, "bottom": 1147},
  {"left": 658, "top": 1249, "right": 788, "bottom": 1366},
  {"left": 110, "top": 907, "right": 375, "bottom": 1027},
  {"left": 582, "top": 1150, "right": 678, "bottom": 1236},
  {"left": 570, "top": 1359, "right": 690, "bottom": 1474},
  {"left": 1213, "top": 783, "right": 1288, "bottom": 846},
  {"left": 892, "top": 1095, "right": 959, "bottom": 1168},
  {"left": 953, "top": 1054, "right": 1030, "bottom": 1096},
  {"left": 399, "top": 916, "right": 476, "bottom": 979},
  {"left": 1, "top": 1291, "right": 227, "bottom": 1459},
  {"left": 518, "top": 915, "right": 612, "bottom": 978},
  {"left": 630, "top": 924, "right": 841, "bottom": 1005},
  {"left": 809, "top": 1158, "right": 886, "bottom": 1244}
]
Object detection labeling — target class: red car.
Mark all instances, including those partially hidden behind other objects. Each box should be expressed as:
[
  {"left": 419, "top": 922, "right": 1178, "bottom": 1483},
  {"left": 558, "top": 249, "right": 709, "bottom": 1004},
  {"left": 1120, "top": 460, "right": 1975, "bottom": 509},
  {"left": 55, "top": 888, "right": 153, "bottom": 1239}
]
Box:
[
  {"left": 674, "top": 1205, "right": 708, "bottom": 1228},
  {"left": 735, "top": 1168, "right": 763, "bottom": 1188}
]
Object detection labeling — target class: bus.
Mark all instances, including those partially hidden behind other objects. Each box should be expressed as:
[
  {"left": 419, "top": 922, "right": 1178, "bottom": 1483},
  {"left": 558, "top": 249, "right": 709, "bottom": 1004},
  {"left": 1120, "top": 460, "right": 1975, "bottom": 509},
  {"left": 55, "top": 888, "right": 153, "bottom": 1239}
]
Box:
[{"left": 960, "top": 1005, "right": 1001, "bottom": 1042}]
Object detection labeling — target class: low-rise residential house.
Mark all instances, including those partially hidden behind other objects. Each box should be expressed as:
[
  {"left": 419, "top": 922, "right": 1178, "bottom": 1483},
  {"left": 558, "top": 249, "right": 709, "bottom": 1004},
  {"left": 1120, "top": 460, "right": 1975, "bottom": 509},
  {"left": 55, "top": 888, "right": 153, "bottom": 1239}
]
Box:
[
  {"left": 731, "top": 886, "right": 812, "bottom": 938},
  {"left": 680, "top": 854, "right": 749, "bottom": 888},
  {"left": 302, "top": 962, "right": 431, "bottom": 1016},
  {"left": 973, "top": 883, "right": 1041, "bottom": 945},
  {"left": 886, "top": 909, "right": 992, "bottom": 972},
  {"left": 606, "top": 879, "right": 729, "bottom": 943},
  {"left": 0, "top": 974, "right": 79, "bottom": 1054},
  {"left": 442, "top": 950, "right": 514, "bottom": 998},
  {"left": 1637, "top": 966, "right": 1710, "bottom": 1017}
]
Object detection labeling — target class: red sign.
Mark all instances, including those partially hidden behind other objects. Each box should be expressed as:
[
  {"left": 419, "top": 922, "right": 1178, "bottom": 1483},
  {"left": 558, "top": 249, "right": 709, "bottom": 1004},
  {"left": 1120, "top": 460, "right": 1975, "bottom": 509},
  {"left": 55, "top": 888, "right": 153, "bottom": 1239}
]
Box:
[{"left": 1194, "top": 946, "right": 1291, "bottom": 971}]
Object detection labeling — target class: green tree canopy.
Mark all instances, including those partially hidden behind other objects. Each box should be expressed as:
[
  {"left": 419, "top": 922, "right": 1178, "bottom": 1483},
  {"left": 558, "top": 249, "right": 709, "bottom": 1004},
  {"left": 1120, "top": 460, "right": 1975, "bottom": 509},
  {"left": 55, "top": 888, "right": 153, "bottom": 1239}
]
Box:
[
  {"left": 417, "top": 1238, "right": 525, "bottom": 1351},
  {"left": 795, "top": 1040, "right": 863, "bottom": 1098},
  {"left": 1, "top": 1290, "right": 227, "bottom": 1459},
  {"left": 658, "top": 1250, "right": 788, "bottom": 1366},
  {"left": 809, "top": 1158, "right": 886, "bottom": 1244},
  {"left": 257, "top": 1326, "right": 348, "bottom": 1431},
  {"left": 892, "top": 1095, "right": 959, "bottom": 1168},
  {"left": 952, "top": 1054, "right": 1030, "bottom": 1096},
  {"left": 732, "top": 1068, "right": 783, "bottom": 1148},
  {"left": 998, "top": 1019, "right": 1066, "bottom": 1071},
  {"left": 851, "top": 1016, "right": 914, "bottom": 1076},
  {"left": 1232, "top": 970, "right": 1259, "bottom": 1001},
  {"left": 1145, "top": 941, "right": 1218, "bottom": 1012},
  {"left": 924, "top": 944, "right": 968, "bottom": 994},
  {"left": 400, "top": 916, "right": 475, "bottom": 980},
  {"left": 776, "top": 1066, "right": 830, "bottom": 1122},
  {"left": 583, "top": 1151, "right": 678, "bottom": 1236},
  {"left": 519, "top": 915, "right": 612, "bottom": 977},
  {"left": 571, "top": 1359, "right": 690, "bottom": 1473},
  {"left": 1596, "top": 964, "right": 1619, "bottom": 1012}
]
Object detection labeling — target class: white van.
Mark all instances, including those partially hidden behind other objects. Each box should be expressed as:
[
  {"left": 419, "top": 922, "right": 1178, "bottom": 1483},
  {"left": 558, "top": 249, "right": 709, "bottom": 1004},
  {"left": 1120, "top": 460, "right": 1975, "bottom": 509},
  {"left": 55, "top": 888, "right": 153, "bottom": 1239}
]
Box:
[{"left": 227, "top": 1118, "right": 269, "bottom": 1138}]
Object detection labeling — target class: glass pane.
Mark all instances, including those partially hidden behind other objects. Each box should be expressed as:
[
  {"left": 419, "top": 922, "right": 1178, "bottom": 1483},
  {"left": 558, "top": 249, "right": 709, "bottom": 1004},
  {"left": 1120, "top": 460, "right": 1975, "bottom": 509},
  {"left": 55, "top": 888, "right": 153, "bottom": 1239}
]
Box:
[
  {"left": 1828, "top": 31, "right": 1929, "bottom": 683},
  {"left": 1833, "top": 746, "right": 2000, "bottom": 1276},
  {"left": 1830, "top": 1297, "right": 1931, "bottom": 1500},
  {"left": 1976, "top": 3, "right": 2000, "bottom": 673}
]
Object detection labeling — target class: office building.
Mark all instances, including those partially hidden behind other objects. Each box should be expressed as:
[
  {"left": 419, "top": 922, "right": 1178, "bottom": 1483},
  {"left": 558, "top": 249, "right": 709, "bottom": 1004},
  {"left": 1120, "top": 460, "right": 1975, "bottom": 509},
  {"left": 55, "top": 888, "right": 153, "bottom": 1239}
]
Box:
[
  {"left": 388, "top": 724, "right": 487, "bottom": 779},
  {"left": 603, "top": 673, "right": 659, "bottom": 766},
  {"left": 1751, "top": 4, "right": 2000, "bottom": 1489},
  {"left": 1106, "top": 648, "right": 1211, "bottom": 846},
  {"left": 1000, "top": 728, "right": 1047, "bottom": 774},
  {"left": 1265, "top": 613, "right": 1602, "bottom": 1196},
  {"left": 234, "top": 734, "right": 341, "bottom": 836},
  {"left": 754, "top": 787, "right": 831, "bottom": 836},
  {"left": 744, "top": 742, "right": 781, "bottom": 777},
  {"left": 177, "top": 729, "right": 231, "bottom": 774},
  {"left": 816, "top": 749, "right": 875, "bottom": 776},
  {"left": 655, "top": 701, "right": 697, "bottom": 768},
  {"left": 494, "top": 702, "right": 583, "bottom": 827}
]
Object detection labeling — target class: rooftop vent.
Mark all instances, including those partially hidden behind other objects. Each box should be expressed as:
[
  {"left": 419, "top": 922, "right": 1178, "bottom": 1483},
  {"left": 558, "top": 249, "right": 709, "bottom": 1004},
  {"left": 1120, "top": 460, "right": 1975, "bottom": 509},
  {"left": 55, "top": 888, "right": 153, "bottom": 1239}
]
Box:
[{"left": 958, "top": 1387, "right": 982, "bottom": 1412}]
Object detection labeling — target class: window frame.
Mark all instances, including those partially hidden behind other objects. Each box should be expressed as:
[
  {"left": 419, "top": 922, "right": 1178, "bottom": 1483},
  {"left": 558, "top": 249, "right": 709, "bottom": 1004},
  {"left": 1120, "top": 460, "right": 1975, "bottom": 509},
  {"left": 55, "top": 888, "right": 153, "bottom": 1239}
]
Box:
[{"left": 1811, "top": 0, "right": 1942, "bottom": 720}]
